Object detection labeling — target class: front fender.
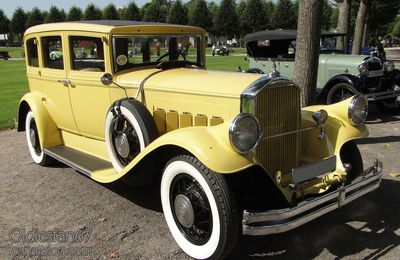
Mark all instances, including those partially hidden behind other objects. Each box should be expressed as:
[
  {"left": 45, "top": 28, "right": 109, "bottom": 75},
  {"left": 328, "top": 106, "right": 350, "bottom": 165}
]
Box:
[
  {"left": 18, "top": 92, "right": 62, "bottom": 148},
  {"left": 92, "top": 120, "right": 256, "bottom": 183},
  {"left": 300, "top": 97, "right": 368, "bottom": 167},
  {"left": 318, "top": 74, "right": 361, "bottom": 101}
]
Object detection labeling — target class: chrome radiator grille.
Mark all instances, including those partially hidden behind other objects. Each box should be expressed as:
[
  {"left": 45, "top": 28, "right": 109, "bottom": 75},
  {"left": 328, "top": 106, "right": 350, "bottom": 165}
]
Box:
[{"left": 253, "top": 81, "right": 301, "bottom": 175}]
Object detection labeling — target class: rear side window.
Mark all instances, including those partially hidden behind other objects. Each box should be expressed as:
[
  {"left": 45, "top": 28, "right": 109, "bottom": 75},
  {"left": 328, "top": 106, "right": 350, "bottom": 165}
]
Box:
[
  {"left": 70, "top": 36, "right": 105, "bottom": 72},
  {"left": 42, "top": 36, "right": 64, "bottom": 70},
  {"left": 26, "top": 38, "right": 39, "bottom": 67}
]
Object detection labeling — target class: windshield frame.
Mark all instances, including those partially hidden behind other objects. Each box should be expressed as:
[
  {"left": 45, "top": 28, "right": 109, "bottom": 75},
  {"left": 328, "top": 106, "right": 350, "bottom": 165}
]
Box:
[{"left": 111, "top": 34, "right": 204, "bottom": 73}]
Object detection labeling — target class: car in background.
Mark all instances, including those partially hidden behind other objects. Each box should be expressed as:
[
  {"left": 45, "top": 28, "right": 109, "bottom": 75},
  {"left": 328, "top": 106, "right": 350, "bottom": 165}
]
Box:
[{"left": 244, "top": 30, "right": 400, "bottom": 113}]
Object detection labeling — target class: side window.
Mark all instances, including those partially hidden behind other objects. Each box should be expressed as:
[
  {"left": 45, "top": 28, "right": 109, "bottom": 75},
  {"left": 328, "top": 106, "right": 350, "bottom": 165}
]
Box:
[
  {"left": 26, "top": 38, "right": 39, "bottom": 67},
  {"left": 70, "top": 36, "right": 104, "bottom": 72},
  {"left": 42, "top": 36, "right": 64, "bottom": 70}
]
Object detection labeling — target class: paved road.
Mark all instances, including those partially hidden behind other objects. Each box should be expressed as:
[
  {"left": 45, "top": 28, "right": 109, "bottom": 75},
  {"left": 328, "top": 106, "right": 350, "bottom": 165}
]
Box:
[{"left": 0, "top": 107, "right": 399, "bottom": 259}]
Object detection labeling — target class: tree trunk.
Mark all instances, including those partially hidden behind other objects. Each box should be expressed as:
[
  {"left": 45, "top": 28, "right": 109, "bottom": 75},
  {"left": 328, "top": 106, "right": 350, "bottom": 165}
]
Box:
[
  {"left": 352, "top": 0, "right": 367, "bottom": 55},
  {"left": 336, "top": 0, "right": 351, "bottom": 52},
  {"left": 362, "top": 19, "right": 368, "bottom": 47},
  {"left": 293, "top": 0, "right": 323, "bottom": 107}
]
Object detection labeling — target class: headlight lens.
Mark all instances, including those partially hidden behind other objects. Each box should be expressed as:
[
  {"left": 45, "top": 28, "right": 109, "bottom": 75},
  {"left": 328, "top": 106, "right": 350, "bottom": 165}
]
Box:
[
  {"left": 229, "top": 113, "right": 262, "bottom": 154},
  {"left": 348, "top": 95, "right": 368, "bottom": 125},
  {"left": 357, "top": 62, "right": 368, "bottom": 75},
  {"left": 383, "top": 61, "right": 395, "bottom": 72}
]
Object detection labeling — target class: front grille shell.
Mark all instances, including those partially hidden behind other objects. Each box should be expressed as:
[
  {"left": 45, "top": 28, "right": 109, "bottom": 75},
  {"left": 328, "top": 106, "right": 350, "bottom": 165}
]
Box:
[{"left": 241, "top": 77, "right": 301, "bottom": 176}]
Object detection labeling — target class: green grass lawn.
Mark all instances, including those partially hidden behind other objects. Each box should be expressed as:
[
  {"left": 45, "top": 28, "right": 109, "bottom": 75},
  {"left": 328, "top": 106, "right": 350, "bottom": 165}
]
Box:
[
  {"left": 0, "top": 47, "right": 25, "bottom": 58},
  {"left": 0, "top": 60, "right": 28, "bottom": 129},
  {"left": 0, "top": 53, "right": 248, "bottom": 130}
]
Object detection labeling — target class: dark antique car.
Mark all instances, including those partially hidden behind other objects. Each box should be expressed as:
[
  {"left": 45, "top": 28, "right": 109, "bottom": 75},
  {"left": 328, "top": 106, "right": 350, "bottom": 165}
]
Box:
[{"left": 244, "top": 30, "right": 400, "bottom": 113}]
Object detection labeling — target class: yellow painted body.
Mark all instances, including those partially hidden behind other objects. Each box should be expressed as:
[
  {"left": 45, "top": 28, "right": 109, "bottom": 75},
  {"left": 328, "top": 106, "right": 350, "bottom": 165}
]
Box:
[{"left": 20, "top": 22, "right": 369, "bottom": 201}]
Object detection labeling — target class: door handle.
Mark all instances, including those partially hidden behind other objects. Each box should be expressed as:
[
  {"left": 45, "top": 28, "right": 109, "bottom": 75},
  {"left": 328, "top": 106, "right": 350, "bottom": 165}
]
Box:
[
  {"left": 57, "top": 79, "right": 71, "bottom": 85},
  {"left": 284, "top": 64, "right": 289, "bottom": 68}
]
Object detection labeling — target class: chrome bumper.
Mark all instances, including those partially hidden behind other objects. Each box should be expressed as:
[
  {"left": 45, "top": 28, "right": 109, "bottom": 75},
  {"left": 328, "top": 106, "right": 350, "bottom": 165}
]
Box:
[
  {"left": 366, "top": 89, "right": 400, "bottom": 101},
  {"left": 242, "top": 160, "right": 383, "bottom": 236}
]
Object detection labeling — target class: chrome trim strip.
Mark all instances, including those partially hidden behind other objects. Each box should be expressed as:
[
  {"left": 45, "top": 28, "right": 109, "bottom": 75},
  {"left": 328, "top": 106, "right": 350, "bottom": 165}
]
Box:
[{"left": 242, "top": 160, "right": 383, "bottom": 236}]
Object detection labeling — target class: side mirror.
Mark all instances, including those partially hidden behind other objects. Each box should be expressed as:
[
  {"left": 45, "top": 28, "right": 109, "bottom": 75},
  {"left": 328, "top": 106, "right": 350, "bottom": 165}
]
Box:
[{"left": 101, "top": 73, "right": 113, "bottom": 85}]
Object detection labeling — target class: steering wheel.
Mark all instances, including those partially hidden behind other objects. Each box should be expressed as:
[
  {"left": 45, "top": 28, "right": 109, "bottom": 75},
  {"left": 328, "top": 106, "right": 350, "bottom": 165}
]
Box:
[{"left": 156, "top": 52, "right": 186, "bottom": 62}]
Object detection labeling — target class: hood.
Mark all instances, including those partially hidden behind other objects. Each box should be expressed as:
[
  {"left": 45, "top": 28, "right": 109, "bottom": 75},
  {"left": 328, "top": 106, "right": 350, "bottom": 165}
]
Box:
[
  {"left": 319, "top": 53, "right": 368, "bottom": 75},
  {"left": 115, "top": 68, "right": 264, "bottom": 98}
]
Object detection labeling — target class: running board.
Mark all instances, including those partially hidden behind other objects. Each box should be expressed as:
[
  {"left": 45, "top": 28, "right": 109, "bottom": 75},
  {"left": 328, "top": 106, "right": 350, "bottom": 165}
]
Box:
[{"left": 44, "top": 146, "right": 112, "bottom": 177}]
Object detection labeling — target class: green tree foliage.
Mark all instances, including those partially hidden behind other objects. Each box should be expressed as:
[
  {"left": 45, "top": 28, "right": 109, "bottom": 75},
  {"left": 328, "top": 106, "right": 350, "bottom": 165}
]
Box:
[
  {"left": 167, "top": 0, "right": 188, "bottom": 25},
  {"left": 188, "top": 0, "right": 212, "bottom": 30},
  {"left": 67, "top": 6, "right": 83, "bottom": 21},
  {"left": 209, "top": 2, "right": 219, "bottom": 35},
  {"left": 0, "top": 9, "right": 10, "bottom": 34},
  {"left": 271, "top": 0, "right": 297, "bottom": 29},
  {"left": 264, "top": 1, "right": 275, "bottom": 28},
  {"left": 393, "top": 21, "right": 400, "bottom": 38},
  {"left": 242, "top": 0, "right": 268, "bottom": 33},
  {"left": 122, "top": 1, "right": 141, "bottom": 21},
  {"left": 368, "top": 0, "right": 400, "bottom": 36},
  {"left": 45, "top": 6, "right": 66, "bottom": 23},
  {"left": 321, "top": 0, "right": 333, "bottom": 30},
  {"left": 236, "top": 0, "right": 247, "bottom": 36},
  {"left": 83, "top": 3, "right": 102, "bottom": 20},
  {"left": 330, "top": 6, "right": 339, "bottom": 29},
  {"left": 142, "top": 0, "right": 169, "bottom": 23},
  {"left": 10, "top": 7, "right": 27, "bottom": 39},
  {"left": 214, "top": 0, "right": 239, "bottom": 38},
  {"left": 26, "top": 7, "right": 44, "bottom": 28},
  {"left": 103, "top": 3, "right": 119, "bottom": 20}
]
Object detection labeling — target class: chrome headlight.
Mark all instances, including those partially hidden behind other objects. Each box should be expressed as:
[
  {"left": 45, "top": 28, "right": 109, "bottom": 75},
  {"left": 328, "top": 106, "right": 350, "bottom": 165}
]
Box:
[
  {"left": 357, "top": 62, "right": 368, "bottom": 75},
  {"left": 229, "top": 113, "right": 262, "bottom": 154},
  {"left": 383, "top": 61, "right": 395, "bottom": 72},
  {"left": 348, "top": 95, "right": 368, "bottom": 125}
]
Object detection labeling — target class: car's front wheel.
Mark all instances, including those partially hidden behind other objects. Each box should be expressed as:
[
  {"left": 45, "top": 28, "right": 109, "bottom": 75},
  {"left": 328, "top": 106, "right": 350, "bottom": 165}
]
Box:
[
  {"left": 327, "top": 83, "right": 359, "bottom": 104},
  {"left": 25, "top": 111, "right": 54, "bottom": 166},
  {"left": 161, "top": 156, "right": 239, "bottom": 260}
]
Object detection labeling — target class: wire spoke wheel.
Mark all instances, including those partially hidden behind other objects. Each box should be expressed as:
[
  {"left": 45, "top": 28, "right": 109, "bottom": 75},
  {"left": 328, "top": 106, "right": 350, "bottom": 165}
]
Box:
[
  {"left": 111, "top": 115, "right": 140, "bottom": 166},
  {"left": 170, "top": 173, "right": 212, "bottom": 245},
  {"left": 161, "top": 156, "right": 239, "bottom": 259},
  {"left": 327, "top": 83, "right": 358, "bottom": 104}
]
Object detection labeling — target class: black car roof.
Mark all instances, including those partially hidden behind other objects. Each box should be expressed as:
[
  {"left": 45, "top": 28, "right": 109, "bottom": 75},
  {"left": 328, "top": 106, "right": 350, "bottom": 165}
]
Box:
[{"left": 244, "top": 30, "right": 346, "bottom": 43}]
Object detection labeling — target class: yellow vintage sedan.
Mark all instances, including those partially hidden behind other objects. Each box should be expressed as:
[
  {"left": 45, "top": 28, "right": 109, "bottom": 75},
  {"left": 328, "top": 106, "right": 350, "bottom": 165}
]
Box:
[{"left": 18, "top": 21, "right": 382, "bottom": 260}]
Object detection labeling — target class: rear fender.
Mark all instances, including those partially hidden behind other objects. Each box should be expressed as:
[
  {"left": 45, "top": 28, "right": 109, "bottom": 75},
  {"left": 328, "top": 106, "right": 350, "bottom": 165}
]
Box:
[{"left": 18, "top": 93, "right": 62, "bottom": 148}]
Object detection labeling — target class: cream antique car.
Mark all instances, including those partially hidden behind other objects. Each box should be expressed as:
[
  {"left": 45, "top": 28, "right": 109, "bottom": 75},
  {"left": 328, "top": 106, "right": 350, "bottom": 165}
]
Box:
[{"left": 18, "top": 21, "right": 382, "bottom": 260}]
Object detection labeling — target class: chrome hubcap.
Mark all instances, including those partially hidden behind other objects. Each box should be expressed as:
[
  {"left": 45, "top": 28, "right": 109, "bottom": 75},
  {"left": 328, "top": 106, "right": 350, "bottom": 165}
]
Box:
[
  {"left": 174, "top": 194, "right": 195, "bottom": 228},
  {"left": 29, "top": 129, "right": 37, "bottom": 147},
  {"left": 115, "top": 133, "right": 130, "bottom": 158}
]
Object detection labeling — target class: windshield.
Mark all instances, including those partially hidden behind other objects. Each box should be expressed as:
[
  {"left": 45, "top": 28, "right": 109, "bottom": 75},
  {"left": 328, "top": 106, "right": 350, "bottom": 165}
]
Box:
[{"left": 112, "top": 34, "right": 203, "bottom": 72}]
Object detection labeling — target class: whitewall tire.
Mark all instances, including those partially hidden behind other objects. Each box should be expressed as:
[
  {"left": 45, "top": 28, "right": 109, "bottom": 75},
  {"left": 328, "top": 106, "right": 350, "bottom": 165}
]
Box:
[
  {"left": 161, "top": 155, "right": 239, "bottom": 260},
  {"left": 25, "top": 111, "right": 53, "bottom": 166},
  {"left": 105, "top": 99, "right": 158, "bottom": 172}
]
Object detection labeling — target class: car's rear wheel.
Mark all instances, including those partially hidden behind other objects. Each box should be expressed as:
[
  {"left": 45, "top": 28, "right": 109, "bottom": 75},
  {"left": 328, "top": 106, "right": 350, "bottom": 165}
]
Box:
[
  {"left": 105, "top": 99, "right": 158, "bottom": 172},
  {"left": 25, "top": 111, "right": 54, "bottom": 166},
  {"left": 340, "top": 141, "right": 363, "bottom": 184},
  {"left": 375, "top": 83, "right": 400, "bottom": 114},
  {"left": 161, "top": 155, "right": 239, "bottom": 260},
  {"left": 327, "top": 83, "right": 359, "bottom": 104}
]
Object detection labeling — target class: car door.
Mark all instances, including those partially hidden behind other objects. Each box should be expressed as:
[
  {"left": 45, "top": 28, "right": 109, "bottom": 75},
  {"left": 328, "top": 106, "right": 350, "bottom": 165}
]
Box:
[
  {"left": 66, "top": 34, "right": 111, "bottom": 140},
  {"left": 40, "top": 33, "right": 78, "bottom": 133}
]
